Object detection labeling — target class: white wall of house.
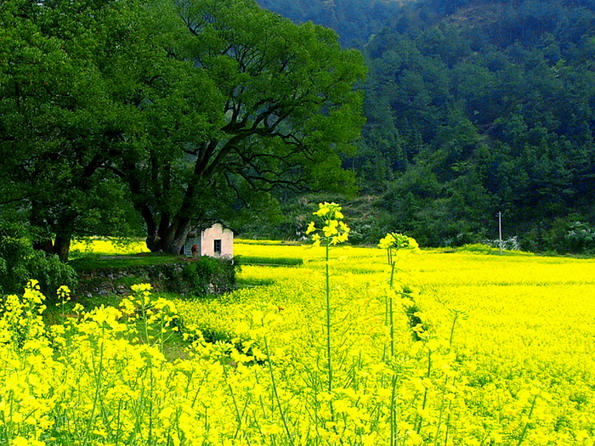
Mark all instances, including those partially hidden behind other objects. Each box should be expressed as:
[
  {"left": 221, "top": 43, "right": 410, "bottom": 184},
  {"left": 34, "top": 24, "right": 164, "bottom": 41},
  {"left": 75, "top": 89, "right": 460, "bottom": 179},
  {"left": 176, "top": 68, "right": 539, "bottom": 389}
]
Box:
[{"left": 199, "top": 223, "right": 234, "bottom": 258}]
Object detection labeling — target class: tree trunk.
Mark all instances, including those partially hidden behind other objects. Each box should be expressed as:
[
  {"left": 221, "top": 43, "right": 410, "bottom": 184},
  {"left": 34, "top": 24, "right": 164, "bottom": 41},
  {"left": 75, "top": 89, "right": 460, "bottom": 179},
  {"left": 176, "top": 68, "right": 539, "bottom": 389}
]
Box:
[
  {"left": 52, "top": 213, "right": 76, "bottom": 262},
  {"left": 145, "top": 215, "right": 192, "bottom": 255},
  {"left": 53, "top": 228, "right": 72, "bottom": 262},
  {"left": 162, "top": 217, "right": 192, "bottom": 255},
  {"left": 30, "top": 201, "right": 54, "bottom": 254}
]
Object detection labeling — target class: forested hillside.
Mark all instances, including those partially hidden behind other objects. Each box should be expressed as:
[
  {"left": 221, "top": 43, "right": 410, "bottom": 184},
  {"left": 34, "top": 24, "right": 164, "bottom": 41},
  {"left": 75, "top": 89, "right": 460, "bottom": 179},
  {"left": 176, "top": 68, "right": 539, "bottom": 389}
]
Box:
[
  {"left": 255, "top": 0, "right": 403, "bottom": 47},
  {"left": 1, "top": 0, "right": 593, "bottom": 254},
  {"left": 259, "top": 0, "right": 595, "bottom": 253}
]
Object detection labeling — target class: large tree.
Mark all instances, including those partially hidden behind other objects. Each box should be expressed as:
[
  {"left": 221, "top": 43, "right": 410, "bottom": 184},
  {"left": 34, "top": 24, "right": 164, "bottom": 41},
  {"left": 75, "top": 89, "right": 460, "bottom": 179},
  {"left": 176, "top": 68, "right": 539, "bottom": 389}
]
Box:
[
  {"left": 113, "top": 0, "right": 366, "bottom": 254},
  {"left": 0, "top": 0, "right": 195, "bottom": 259},
  {"left": 0, "top": 0, "right": 365, "bottom": 258},
  {"left": 0, "top": 0, "right": 114, "bottom": 260},
  {"left": 0, "top": 0, "right": 160, "bottom": 259}
]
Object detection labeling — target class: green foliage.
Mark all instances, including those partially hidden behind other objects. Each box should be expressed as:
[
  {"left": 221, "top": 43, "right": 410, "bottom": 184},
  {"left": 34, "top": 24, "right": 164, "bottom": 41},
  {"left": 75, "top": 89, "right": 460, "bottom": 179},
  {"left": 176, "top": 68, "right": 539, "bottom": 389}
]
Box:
[
  {"left": 69, "top": 254, "right": 181, "bottom": 272},
  {"left": 0, "top": 226, "right": 77, "bottom": 298},
  {"left": 176, "top": 257, "right": 236, "bottom": 296},
  {"left": 236, "top": 256, "right": 303, "bottom": 266},
  {"left": 455, "top": 243, "right": 509, "bottom": 255},
  {"left": 0, "top": 0, "right": 156, "bottom": 259},
  {"left": 71, "top": 254, "right": 236, "bottom": 297},
  {"left": 522, "top": 217, "right": 595, "bottom": 255}
]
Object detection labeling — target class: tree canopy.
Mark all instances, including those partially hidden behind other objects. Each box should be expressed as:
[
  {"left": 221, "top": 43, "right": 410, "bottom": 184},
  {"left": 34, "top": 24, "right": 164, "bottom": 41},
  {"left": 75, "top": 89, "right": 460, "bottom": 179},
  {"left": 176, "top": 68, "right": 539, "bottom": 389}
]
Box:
[{"left": 0, "top": 0, "right": 366, "bottom": 258}]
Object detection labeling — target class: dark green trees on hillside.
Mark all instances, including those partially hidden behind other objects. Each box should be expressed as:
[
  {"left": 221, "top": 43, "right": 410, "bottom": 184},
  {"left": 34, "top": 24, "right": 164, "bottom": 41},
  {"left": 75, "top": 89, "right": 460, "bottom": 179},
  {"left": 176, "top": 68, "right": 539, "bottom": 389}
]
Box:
[
  {"left": 359, "top": 0, "right": 594, "bottom": 249},
  {"left": 255, "top": 0, "right": 403, "bottom": 47}
]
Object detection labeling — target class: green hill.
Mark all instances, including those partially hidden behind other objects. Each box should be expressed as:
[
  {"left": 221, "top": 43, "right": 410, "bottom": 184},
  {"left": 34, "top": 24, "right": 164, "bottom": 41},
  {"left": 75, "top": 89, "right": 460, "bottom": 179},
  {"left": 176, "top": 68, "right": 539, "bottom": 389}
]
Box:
[{"left": 256, "top": 0, "right": 594, "bottom": 253}]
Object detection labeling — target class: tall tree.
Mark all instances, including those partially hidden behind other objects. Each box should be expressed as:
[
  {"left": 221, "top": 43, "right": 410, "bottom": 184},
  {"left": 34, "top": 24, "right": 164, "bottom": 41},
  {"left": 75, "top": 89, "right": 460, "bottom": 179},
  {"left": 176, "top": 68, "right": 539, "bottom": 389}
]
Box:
[
  {"left": 0, "top": 0, "right": 190, "bottom": 259},
  {"left": 114, "top": 0, "right": 366, "bottom": 254},
  {"left": 1, "top": 0, "right": 365, "bottom": 258}
]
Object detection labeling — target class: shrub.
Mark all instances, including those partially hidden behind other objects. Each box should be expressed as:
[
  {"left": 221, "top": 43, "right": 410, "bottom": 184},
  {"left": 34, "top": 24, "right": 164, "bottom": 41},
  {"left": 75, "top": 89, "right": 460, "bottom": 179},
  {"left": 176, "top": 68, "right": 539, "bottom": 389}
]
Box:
[
  {"left": 0, "top": 234, "right": 78, "bottom": 298},
  {"left": 522, "top": 217, "right": 595, "bottom": 254},
  {"left": 172, "top": 257, "right": 235, "bottom": 296}
]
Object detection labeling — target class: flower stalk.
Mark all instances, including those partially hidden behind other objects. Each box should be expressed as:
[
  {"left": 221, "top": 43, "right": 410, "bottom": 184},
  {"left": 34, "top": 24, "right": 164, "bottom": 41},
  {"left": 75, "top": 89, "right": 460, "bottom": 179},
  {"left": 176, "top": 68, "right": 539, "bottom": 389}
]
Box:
[{"left": 306, "top": 202, "right": 350, "bottom": 418}]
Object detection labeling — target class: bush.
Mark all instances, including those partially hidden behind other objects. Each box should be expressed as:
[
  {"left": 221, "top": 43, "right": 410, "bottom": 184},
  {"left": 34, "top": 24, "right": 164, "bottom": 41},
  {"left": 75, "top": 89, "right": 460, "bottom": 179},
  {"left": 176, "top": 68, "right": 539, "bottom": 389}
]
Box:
[
  {"left": 0, "top": 234, "right": 78, "bottom": 298},
  {"left": 522, "top": 217, "right": 595, "bottom": 255},
  {"left": 171, "top": 257, "right": 236, "bottom": 296}
]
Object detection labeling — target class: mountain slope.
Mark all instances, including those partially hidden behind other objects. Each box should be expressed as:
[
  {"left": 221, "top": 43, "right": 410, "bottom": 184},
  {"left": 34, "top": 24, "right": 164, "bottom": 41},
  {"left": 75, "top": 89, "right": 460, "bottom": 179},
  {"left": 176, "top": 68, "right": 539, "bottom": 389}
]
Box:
[
  {"left": 357, "top": 0, "right": 594, "bottom": 250},
  {"left": 251, "top": 0, "right": 594, "bottom": 253},
  {"left": 255, "top": 0, "right": 405, "bottom": 47}
]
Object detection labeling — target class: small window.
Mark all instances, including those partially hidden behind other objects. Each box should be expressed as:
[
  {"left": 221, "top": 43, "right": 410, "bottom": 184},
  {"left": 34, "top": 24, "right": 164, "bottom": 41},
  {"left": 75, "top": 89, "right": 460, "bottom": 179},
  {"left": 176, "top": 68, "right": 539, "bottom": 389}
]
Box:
[{"left": 214, "top": 239, "right": 222, "bottom": 254}]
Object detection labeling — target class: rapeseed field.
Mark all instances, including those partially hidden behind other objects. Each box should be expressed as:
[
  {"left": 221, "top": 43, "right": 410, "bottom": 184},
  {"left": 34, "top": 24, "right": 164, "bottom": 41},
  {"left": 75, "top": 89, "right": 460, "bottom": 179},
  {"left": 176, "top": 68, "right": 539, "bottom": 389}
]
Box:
[{"left": 2, "top": 215, "right": 594, "bottom": 444}]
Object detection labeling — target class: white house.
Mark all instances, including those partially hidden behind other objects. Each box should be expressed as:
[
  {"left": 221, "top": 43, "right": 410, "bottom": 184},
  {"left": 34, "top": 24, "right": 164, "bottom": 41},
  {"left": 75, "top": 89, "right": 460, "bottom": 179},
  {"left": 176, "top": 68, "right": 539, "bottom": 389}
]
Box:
[{"left": 183, "top": 222, "right": 233, "bottom": 259}]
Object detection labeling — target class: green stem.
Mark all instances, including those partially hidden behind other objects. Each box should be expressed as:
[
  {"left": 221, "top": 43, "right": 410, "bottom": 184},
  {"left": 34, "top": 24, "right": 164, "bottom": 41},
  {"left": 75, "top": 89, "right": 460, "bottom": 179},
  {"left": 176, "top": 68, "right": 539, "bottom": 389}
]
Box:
[
  {"left": 387, "top": 251, "right": 398, "bottom": 444},
  {"left": 433, "top": 377, "right": 448, "bottom": 446},
  {"left": 223, "top": 366, "right": 243, "bottom": 437},
  {"left": 388, "top": 257, "right": 396, "bottom": 358},
  {"left": 265, "top": 338, "right": 294, "bottom": 446},
  {"left": 141, "top": 299, "right": 150, "bottom": 345},
  {"left": 389, "top": 293, "right": 395, "bottom": 359},
  {"left": 82, "top": 339, "right": 105, "bottom": 446},
  {"left": 443, "top": 403, "right": 452, "bottom": 446},
  {"left": 325, "top": 242, "right": 333, "bottom": 394},
  {"left": 148, "top": 364, "right": 154, "bottom": 444},
  {"left": 3, "top": 391, "right": 13, "bottom": 444},
  {"left": 435, "top": 313, "right": 461, "bottom": 443},
  {"left": 448, "top": 312, "right": 460, "bottom": 350},
  {"left": 416, "top": 349, "right": 432, "bottom": 434},
  {"left": 516, "top": 395, "right": 538, "bottom": 446},
  {"left": 390, "top": 374, "right": 399, "bottom": 446}
]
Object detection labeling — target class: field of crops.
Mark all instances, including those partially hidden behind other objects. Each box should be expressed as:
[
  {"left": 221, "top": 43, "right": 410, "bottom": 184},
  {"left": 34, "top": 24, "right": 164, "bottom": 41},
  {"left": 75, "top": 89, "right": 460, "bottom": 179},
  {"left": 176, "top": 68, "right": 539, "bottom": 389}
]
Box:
[{"left": 1, "top": 237, "right": 594, "bottom": 445}]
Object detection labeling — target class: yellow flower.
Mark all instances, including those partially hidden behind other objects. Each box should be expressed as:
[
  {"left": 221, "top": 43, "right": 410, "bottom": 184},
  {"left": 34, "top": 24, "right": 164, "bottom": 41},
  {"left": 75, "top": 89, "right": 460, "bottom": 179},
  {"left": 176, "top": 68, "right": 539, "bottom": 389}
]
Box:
[
  {"left": 312, "top": 233, "right": 322, "bottom": 247},
  {"left": 131, "top": 283, "right": 153, "bottom": 293},
  {"left": 26, "top": 279, "right": 40, "bottom": 290},
  {"left": 314, "top": 203, "right": 331, "bottom": 217},
  {"left": 323, "top": 220, "right": 339, "bottom": 237},
  {"left": 11, "top": 438, "right": 45, "bottom": 446},
  {"left": 57, "top": 285, "right": 71, "bottom": 301},
  {"left": 378, "top": 232, "right": 419, "bottom": 252}
]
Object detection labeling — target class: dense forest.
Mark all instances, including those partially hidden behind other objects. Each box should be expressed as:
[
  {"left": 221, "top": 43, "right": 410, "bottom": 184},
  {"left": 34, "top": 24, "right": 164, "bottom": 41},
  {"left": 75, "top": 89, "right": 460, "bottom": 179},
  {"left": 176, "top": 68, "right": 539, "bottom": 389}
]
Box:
[
  {"left": 257, "top": 0, "right": 595, "bottom": 253},
  {"left": 255, "top": 0, "right": 404, "bottom": 47}
]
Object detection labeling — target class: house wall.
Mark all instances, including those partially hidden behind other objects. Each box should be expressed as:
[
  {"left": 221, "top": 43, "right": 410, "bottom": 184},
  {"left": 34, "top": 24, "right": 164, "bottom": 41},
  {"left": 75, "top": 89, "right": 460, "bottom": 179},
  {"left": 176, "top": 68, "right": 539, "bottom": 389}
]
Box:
[{"left": 200, "top": 223, "right": 234, "bottom": 258}]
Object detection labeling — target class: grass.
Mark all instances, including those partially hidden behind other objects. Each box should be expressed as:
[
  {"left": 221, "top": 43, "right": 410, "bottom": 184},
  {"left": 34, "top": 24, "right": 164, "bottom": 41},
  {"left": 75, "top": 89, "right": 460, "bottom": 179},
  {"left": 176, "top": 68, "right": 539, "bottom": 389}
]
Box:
[
  {"left": 69, "top": 253, "right": 182, "bottom": 272},
  {"left": 236, "top": 255, "right": 303, "bottom": 267}
]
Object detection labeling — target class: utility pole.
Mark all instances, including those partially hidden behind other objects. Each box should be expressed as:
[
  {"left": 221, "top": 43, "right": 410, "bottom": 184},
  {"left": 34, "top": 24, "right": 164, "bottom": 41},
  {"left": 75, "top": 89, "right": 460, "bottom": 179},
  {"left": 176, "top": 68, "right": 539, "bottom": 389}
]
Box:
[{"left": 497, "top": 211, "right": 503, "bottom": 255}]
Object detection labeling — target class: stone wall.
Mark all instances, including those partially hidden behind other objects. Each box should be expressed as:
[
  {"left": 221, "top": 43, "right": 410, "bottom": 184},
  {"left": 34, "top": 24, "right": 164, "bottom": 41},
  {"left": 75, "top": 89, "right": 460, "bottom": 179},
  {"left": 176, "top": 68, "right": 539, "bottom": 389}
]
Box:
[{"left": 76, "top": 258, "right": 235, "bottom": 298}]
